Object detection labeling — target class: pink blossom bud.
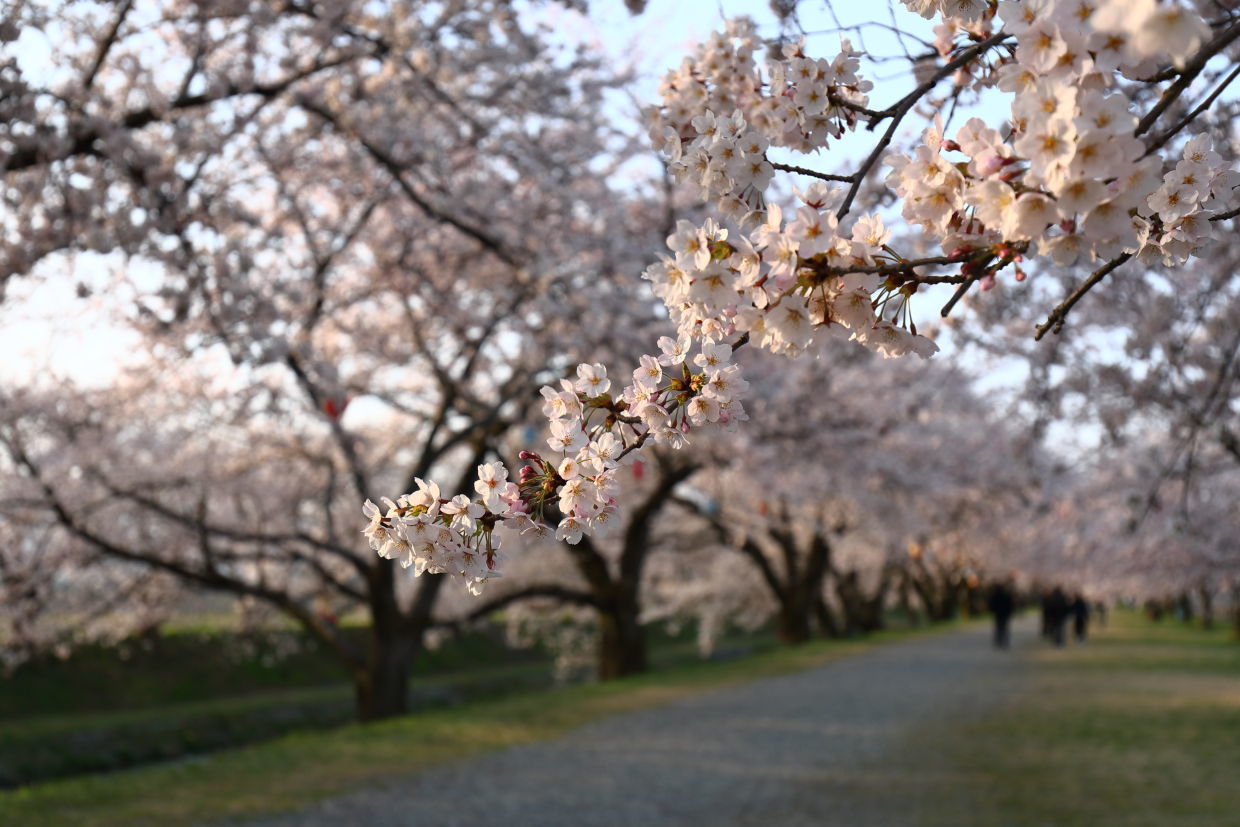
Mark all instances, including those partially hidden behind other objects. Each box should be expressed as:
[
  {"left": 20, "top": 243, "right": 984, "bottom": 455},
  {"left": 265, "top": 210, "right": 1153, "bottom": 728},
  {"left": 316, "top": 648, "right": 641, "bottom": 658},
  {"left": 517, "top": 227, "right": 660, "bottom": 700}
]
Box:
[
  {"left": 980, "top": 274, "right": 996, "bottom": 291},
  {"left": 1014, "top": 268, "right": 1027, "bottom": 282},
  {"left": 977, "top": 155, "right": 1005, "bottom": 176},
  {"left": 941, "top": 139, "right": 961, "bottom": 152},
  {"left": 519, "top": 450, "right": 541, "bottom": 461}
]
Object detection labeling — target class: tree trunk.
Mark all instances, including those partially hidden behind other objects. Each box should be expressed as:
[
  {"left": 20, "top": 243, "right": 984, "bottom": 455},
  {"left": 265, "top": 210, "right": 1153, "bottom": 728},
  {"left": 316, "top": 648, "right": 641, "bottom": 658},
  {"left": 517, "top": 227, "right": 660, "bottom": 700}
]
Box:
[
  {"left": 814, "top": 593, "right": 842, "bottom": 638},
  {"left": 898, "top": 574, "right": 920, "bottom": 626},
  {"left": 597, "top": 604, "right": 647, "bottom": 680},
  {"left": 1198, "top": 585, "right": 1214, "bottom": 630},
  {"left": 354, "top": 631, "right": 418, "bottom": 722},
  {"left": 776, "top": 598, "right": 813, "bottom": 644}
]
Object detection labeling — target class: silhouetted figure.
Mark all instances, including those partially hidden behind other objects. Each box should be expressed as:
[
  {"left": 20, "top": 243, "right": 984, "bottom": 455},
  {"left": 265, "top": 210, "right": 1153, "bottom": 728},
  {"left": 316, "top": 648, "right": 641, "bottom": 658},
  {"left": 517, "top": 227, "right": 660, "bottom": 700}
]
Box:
[
  {"left": 988, "top": 581, "right": 1015, "bottom": 649},
  {"left": 1071, "top": 594, "right": 1090, "bottom": 642},
  {"left": 1045, "top": 587, "right": 1070, "bottom": 647},
  {"left": 1094, "top": 601, "right": 1107, "bottom": 629},
  {"left": 1040, "top": 589, "right": 1051, "bottom": 638}
]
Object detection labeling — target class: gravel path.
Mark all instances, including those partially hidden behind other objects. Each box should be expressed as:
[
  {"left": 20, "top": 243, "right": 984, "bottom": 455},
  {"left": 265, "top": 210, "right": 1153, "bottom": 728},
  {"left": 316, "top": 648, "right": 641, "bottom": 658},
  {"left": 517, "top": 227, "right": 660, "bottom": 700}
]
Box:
[{"left": 251, "top": 618, "right": 1033, "bottom": 826}]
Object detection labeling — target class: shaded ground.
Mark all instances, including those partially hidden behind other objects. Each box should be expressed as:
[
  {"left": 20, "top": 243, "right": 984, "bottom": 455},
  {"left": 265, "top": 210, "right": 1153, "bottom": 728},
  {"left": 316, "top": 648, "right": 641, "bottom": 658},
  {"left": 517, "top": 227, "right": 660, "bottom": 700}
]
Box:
[{"left": 252, "top": 618, "right": 1032, "bottom": 827}]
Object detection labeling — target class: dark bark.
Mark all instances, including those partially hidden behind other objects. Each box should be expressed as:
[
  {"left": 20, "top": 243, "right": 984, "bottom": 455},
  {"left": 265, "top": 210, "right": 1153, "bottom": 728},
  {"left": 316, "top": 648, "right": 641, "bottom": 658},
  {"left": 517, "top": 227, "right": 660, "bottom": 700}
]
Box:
[
  {"left": 833, "top": 565, "right": 893, "bottom": 636},
  {"left": 1198, "top": 585, "right": 1214, "bottom": 630},
  {"left": 597, "top": 595, "right": 648, "bottom": 680},
  {"left": 354, "top": 629, "right": 419, "bottom": 721},
  {"left": 813, "top": 592, "right": 842, "bottom": 638},
  {"left": 777, "top": 600, "right": 813, "bottom": 644},
  {"left": 589, "top": 456, "right": 697, "bottom": 679},
  {"left": 907, "top": 558, "right": 963, "bottom": 622}
]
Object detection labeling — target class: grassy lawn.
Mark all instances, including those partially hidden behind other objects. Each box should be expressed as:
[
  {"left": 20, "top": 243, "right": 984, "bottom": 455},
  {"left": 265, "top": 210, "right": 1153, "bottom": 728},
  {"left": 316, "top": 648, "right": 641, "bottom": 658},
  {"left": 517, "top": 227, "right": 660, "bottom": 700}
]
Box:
[
  {"left": 938, "top": 611, "right": 1240, "bottom": 826},
  {"left": 0, "top": 624, "right": 559, "bottom": 787},
  {"left": 0, "top": 625, "right": 942, "bottom": 827}
]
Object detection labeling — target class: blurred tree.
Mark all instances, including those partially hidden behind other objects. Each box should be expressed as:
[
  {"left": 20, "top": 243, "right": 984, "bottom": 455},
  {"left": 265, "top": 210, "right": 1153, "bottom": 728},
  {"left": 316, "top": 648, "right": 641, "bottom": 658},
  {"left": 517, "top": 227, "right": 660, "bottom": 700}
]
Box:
[{"left": 0, "top": 0, "right": 669, "bottom": 721}]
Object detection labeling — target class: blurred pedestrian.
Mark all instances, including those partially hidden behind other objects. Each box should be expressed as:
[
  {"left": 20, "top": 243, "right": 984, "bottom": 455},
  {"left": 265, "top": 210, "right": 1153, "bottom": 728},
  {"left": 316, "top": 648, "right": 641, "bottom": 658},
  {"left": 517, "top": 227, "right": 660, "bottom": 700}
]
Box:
[
  {"left": 1040, "top": 588, "right": 1052, "bottom": 639},
  {"left": 1046, "top": 587, "right": 1069, "bottom": 647},
  {"left": 1071, "top": 594, "right": 1090, "bottom": 642},
  {"left": 988, "top": 580, "right": 1015, "bottom": 649}
]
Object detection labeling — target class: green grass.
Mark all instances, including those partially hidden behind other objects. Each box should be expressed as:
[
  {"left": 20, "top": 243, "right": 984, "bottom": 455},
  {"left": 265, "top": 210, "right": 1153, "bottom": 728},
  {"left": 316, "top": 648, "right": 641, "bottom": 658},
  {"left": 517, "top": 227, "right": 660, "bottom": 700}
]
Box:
[
  {"left": 0, "top": 624, "right": 561, "bottom": 787},
  {"left": 0, "top": 624, "right": 944, "bottom": 826},
  {"left": 0, "top": 624, "right": 548, "bottom": 720},
  {"left": 934, "top": 610, "right": 1240, "bottom": 826},
  {"left": 0, "top": 620, "right": 784, "bottom": 787}
]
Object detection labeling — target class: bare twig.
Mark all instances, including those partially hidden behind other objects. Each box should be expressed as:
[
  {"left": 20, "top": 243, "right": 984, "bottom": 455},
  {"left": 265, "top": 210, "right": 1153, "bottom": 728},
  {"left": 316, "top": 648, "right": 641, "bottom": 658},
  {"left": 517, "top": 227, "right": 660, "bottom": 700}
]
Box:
[
  {"left": 770, "top": 161, "right": 854, "bottom": 183},
  {"left": 1142, "top": 61, "right": 1240, "bottom": 157},
  {"left": 1034, "top": 253, "right": 1133, "bottom": 340},
  {"left": 1135, "top": 21, "right": 1240, "bottom": 138}
]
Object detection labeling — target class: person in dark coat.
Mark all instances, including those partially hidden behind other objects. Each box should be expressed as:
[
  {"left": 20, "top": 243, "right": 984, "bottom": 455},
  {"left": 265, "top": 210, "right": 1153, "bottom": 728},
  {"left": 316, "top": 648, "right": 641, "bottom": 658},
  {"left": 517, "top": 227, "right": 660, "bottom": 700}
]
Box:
[
  {"left": 988, "top": 580, "right": 1016, "bottom": 649},
  {"left": 1040, "top": 588, "right": 1053, "bottom": 639},
  {"left": 1071, "top": 594, "right": 1090, "bottom": 642},
  {"left": 1046, "top": 587, "right": 1070, "bottom": 647}
]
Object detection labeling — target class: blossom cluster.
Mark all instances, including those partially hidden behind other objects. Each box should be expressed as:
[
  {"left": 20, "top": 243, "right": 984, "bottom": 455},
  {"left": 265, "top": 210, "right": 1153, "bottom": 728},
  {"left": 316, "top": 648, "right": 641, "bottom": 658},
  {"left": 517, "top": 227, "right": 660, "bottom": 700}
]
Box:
[
  {"left": 640, "top": 18, "right": 939, "bottom": 360},
  {"left": 646, "top": 195, "right": 938, "bottom": 360},
  {"left": 647, "top": 17, "right": 872, "bottom": 213},
  {"left": 365, "top": 351, "right": 749, "bottom": 592},
  {"left": 362, "top": 463, "right": 520, "bottom": 595},
  {"left": 886, "top": 0, "right": 1235, "bottom": 278},
  {"left": 367, "top": 1, "right": 1236, "bottom": 595}
]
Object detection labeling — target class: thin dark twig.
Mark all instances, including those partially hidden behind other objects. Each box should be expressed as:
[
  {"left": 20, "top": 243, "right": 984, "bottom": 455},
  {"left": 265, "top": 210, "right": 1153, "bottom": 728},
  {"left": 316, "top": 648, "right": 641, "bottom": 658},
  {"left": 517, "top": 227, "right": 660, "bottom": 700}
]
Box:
[
  {"left": 939, "top": 274, "right": 978, "bottom": 318},
  {"left": 1143, "top": 61, "right": 1240, "bottom": 157},
  {"left": 1134, "top": 21, "right": 1240, "bottom": 137},
  {"left": 84, "top": 0, "right": 134, "bottom": 91},
  {"left": 1034, "top": 253, "right": 1133, "bottom": 340},
  {"left": 770, "top": 161, "right": 854, "bottom": 183}
]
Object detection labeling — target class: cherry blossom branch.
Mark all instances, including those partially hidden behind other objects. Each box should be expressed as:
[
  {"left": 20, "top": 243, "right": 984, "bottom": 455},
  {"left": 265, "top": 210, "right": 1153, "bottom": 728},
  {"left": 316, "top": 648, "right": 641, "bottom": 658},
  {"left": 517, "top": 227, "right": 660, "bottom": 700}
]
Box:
[
  {"left": 1034, "top": 253, "right": 1133, "bottom": 340},
  {"left": 4, "top": 54, "right": 362, "bottom": 174},
  {"left": 838, "top": 30, "right": 1012, "bottom": 218},
  {"left": 458, "top": 584, "right": 603, "bottom": 624},
  {"left": 1135, "top": 20, "right": 1240, "bottom": 138},
  {"left": 3, "top": 431, "right": 367, "bottom": 670},
  {"left": 1142, "top": 61, "right": 1240, "bottom": 158},
  {"left": 297, "top": 98, "right": 522, "bottom": 269}
]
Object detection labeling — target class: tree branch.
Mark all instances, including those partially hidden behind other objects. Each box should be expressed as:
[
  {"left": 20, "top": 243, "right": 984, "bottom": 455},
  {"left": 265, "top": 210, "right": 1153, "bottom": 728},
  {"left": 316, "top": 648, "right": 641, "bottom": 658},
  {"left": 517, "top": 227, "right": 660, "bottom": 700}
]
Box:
[{"left": 1034, "top": 253, "right": 1133, "bottom": 340}]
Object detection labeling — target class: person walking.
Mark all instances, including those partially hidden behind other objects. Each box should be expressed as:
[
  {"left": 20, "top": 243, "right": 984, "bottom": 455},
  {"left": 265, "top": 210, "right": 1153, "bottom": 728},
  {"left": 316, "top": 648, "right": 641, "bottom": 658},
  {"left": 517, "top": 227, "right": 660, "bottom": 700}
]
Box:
[
  {"left": 1071, "top": 594, "right": 1090, "bottom": 642},
  {"left": 1040, "top": 588, "right": 1053, "bottom": 640},
  {"left": 1046, "top": 587, "right": 1070, "bottom": 647},
  {"left": 988, "top": 580, "right": 1016, "bottom": 649}
]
